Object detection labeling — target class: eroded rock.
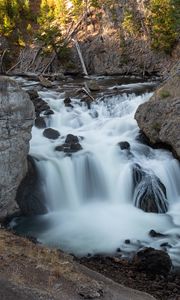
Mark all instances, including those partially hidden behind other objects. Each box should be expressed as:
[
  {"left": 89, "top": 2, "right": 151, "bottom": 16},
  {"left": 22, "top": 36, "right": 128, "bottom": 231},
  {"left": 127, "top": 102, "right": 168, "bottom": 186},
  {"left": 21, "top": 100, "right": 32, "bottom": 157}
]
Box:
[
  {"left": 135, "top": 72, "right": 180, "bottom": 159},
  {"left": 0, "top": 77, "right": 34, "bottom": 221},
  {"left": 16, "top": 156, "right": 47, "bottom": 216}
]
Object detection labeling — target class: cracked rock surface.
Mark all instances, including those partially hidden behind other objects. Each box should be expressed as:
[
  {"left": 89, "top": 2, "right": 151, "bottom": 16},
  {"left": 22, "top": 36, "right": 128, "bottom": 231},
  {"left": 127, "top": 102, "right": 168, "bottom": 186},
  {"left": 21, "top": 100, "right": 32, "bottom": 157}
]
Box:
[{"left": 0, "top": 76, "right": 34, "bottom": 221}]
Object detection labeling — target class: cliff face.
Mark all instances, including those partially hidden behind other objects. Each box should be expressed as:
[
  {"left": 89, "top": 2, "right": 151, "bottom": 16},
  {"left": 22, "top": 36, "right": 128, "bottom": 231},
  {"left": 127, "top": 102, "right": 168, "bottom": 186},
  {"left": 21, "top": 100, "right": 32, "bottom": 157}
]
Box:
[
  {"left": 0, "top": 77, "right": 34, "bottom": 221},
  {"left": 135, "top": 65, "right": 180, "bottom": 159}
]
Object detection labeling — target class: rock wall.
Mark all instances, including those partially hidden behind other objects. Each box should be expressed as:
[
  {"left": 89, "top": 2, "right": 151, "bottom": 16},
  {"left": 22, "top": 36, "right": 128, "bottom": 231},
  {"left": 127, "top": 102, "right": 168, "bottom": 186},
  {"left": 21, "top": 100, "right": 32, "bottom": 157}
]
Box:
[
  {"left": 135, "top": 65, "right": 180, "bottom": 159},
  {"left": 0, "top": 76, "right": 34, "bottom": 221}
]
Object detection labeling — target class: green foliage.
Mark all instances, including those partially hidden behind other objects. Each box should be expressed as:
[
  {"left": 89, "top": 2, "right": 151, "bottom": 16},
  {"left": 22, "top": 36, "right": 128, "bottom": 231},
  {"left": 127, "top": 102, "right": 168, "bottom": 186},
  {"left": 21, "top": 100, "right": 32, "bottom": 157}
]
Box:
[
  {"left": 0, "top": 0, "right": 30, "bottom": 37},
  {"left": 147, "top": 0, "right": 180, "bottom": 52},
  {"left": 122, "top": 9, "right": 141, "bottom": 36},
  {"left": 36, "top": 21, "right": 70, "bottom": 61}
]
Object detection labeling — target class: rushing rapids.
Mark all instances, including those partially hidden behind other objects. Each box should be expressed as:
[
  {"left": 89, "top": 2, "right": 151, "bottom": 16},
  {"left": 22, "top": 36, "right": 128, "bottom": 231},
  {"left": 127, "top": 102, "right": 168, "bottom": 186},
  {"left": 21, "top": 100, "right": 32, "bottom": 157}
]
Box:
[{"left": 12, "top": 77, "right": 180, "bottom": 266}]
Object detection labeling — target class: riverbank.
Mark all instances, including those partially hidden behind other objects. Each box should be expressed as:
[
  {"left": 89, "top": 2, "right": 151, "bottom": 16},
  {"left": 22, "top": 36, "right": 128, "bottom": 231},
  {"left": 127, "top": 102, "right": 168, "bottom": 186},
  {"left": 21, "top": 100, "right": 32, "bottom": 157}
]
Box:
[
  {"left": 78, "top": 254, "right": 180, "bottom": 300},
  {"left": 0, "top": 228, "right": 155, "bottom": 300}
]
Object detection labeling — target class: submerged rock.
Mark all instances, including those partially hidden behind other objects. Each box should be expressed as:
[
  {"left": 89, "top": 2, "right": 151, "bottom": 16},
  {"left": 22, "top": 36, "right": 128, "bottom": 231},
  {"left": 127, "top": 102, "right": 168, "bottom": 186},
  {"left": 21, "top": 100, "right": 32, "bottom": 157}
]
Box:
[
  {"left": 0, "top": 77, "right": 34, "bottom": 221},
  {"left": 35, "top": 116, "right": 46, "bottom": 129},
  {"left": 118, "top": 141, "right": 130, "bottom": 150},
  {"left": 43, "top": 128, "right": 60, "bottom": 140},
  {"left": 132, "top": 164, "right": 168, "bottom": 213},
  {"left": 16, "top": 156, "right": 47, "bottom": 216},
  {"left": 149, "top": 229, "right": 168, "bottom": 238},
  {"left": 133, "top": 247, "right": 172, "bottom": 275}
]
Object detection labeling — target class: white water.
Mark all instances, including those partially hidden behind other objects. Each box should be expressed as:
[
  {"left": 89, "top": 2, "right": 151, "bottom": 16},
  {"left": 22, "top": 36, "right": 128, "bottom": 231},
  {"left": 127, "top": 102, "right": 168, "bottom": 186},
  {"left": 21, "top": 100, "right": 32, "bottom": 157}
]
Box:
[{"left": 16, "top": 80, "right": 180, "bottom": 264}]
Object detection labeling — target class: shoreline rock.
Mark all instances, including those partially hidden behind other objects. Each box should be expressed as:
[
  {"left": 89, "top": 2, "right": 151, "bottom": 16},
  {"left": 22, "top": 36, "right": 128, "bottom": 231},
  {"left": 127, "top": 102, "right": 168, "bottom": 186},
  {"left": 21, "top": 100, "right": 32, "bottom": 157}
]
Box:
[
  {"left": 135, "top": 69, "right": 180, "bottom": 160},
  {"left": 0, "top": 77, "right": 34, "bottom": 222}
]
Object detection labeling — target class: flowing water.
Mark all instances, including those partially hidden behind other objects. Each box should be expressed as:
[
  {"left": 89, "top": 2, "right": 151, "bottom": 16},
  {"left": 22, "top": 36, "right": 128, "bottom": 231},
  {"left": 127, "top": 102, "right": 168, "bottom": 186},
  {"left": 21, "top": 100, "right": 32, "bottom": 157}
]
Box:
[{"left": 11, "top": 76, "right": 180, "bottom": 266}]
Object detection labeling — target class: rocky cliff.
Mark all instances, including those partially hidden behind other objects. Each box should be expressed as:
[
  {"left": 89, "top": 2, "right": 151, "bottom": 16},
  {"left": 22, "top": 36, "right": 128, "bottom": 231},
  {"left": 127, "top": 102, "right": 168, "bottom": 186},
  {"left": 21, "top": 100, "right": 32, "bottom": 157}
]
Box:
[
  {"left": 135, "top": 65, "right": 180, "bottom": 159},
  {"left": 74, "top": 1, "right": 180, "bottom": 77},
  {"left": 0, "top": 76, "right": 34, "bottom": 221}
]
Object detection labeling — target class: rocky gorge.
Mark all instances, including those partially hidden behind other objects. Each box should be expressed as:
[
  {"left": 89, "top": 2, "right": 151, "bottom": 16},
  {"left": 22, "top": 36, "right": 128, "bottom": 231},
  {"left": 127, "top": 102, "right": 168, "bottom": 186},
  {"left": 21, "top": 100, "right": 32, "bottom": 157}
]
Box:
[{"left": 0, "top": 64, "right": 180, "bottom": 299}]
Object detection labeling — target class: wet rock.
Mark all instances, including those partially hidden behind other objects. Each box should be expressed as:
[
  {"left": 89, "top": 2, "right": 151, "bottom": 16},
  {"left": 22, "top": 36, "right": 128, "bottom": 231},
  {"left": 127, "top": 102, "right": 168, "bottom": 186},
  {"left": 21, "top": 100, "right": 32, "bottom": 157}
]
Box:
[
  {"left": 160, "top": 242, "right": 172, "bottom": 248},
  {"left": 132, "top": 164, "right": 168, "bottom": 213},
  {"left": 118, "top": 141, "right": 130, "bottom": 150},
  {"left": 27, "top": 90, "right": 50, "bottom": 117},
  {"left": 39, "top": 75, "right": 52, "bottom": 88},
  {"left": 116, "top": 248, "right": 121, "bottom": 252},
  {"left": 132, "top": 164, "right": 146, "bottom": 186},
  {"left": 64, "top": 97, "right": 73, "bottom": 108},
  {"left": 89, "top": 110, "right": 99, "bottom": 118},
  {"left": 27, "top": 89, "right": 39, "bottom": 99},
  {"left": 35, "top": 116, "right": 46, "bottom": 129},
  {"left": 55, "top": 142, "right": 82, "bottom": 153},
  {"left": 65, "top": 134, "right": 79, "bottom": 144},
  {"left": 43, "top": 109, "right": 54, "bottom": 116},
  {"left": 136, "top": 130, "right": 151, "bottom": 146},
  {"left": 86, "top": 80, "right": 100, "bottom": 91},
  {"left": 64, "top": 97, "right": 71, "bottom": 105},
  {"left": 54, "top": 72, "right": 66, "bottom": 81},
  {"left": 81, "top": 98, "right": 91, "bottom": 109},
  {"left": 16, "top": 156, "right": 47, "bottom": 216},
  {"left": 125, "top": 239, "right": 131, "bottom": 244},
  {"left": 55, "top": 134, "right": 82, "bottom": 153},
  {"left": 133, "top": 247, "right": 172, "bottom": 275},
  {"left": 43, "top": 128, "right": 60, "bottom": 140},
  {"left": 149, "top": 230, "right": 168, "bottom": 238}
]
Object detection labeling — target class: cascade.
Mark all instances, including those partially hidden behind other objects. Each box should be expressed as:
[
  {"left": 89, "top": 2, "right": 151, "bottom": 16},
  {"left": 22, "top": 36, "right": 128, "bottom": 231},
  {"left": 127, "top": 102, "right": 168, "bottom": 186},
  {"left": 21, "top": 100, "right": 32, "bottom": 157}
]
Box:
[{"left": 12, "top": 78, "right": 180, "bottom": 266}]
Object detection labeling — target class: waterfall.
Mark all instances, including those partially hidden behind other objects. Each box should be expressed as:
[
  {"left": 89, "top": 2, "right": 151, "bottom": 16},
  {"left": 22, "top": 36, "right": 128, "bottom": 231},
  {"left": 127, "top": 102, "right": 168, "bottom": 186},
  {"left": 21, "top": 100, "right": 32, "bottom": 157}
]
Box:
[{"left": 12, "top": 79, "right": 180, "bottom": 265}]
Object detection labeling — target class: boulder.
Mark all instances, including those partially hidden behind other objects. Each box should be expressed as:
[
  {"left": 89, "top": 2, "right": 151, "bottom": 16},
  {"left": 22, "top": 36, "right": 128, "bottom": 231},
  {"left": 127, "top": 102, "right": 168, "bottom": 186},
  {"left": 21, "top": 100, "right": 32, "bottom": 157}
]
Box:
[
  {"left": 118, "top": 141, "right": 130, "bottom": 150},
  {"left": 65, "top": 134, "right": 79, "bottom": 144},
  {"left": 55, "top": 134, "right": 82, "bottom": 153},
  {"left": 132, "top": 164, "right": 168, "bottom": 213},
  {"left": 133, "top": 247, "right": 172, "bottom": 275},
  {"left": 35, "top": 116, "right": 46, "bottom": 129},
  {"left": 16, "top": 156, "right": 47, "bottom": 216},
  {"left": 27, "top": 90, "right": 50, "bottom": 117},
  {"left": 43, "top": 128, "right": 60, "bottom": 140},
  {"left": 86, "top": 80, "right": 100, "bottom": 91},
  {"left": 64, "top": 97, "right": 73, "bottom": 108},
  {"left": 135, "top": 72, "right": 180, "bottom": 159},
  {"left": 0, "top": 77, "right": 34, "bottom": 221}
]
